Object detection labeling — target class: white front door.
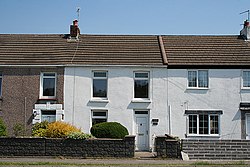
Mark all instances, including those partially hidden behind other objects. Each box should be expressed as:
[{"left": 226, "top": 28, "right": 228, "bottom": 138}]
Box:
[
  {"left": 246, "top": 114, "right": 250, "bottom": 139},
  {"left": 135, "top": 111, "right": 149, "bottom": 151}
]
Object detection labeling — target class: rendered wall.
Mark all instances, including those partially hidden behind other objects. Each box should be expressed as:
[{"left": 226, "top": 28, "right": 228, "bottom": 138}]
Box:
[
  {"left": 64, "top": 66, "right": 168, "bottom": 150},
  {"left": 168, "top": 69, "right": 250, "bottom": 139}
]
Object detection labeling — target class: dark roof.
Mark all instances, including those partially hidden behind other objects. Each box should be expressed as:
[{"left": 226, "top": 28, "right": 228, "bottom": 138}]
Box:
[
  {"left": 0, "top": 34, "right": 163, "bottom": 66},
  {"left": 162, "top": 35, "right": 250, "bottom": 67},
  {"left": 1, "top": 34, "right": 250, "bottom": 67}
]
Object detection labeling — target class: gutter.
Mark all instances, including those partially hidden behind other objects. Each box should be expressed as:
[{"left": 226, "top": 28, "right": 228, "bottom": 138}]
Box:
[{"left": 0, "top": 64, "right": 167, "bottom": 68}]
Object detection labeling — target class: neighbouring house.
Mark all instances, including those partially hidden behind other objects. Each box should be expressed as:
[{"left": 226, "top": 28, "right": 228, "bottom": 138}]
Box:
[
  {"left": 0, "top": 20, "right": 250, "bottom": 151},
  {"left": 164, "top": 21, "right": 250, "bottom": 140},
  {"left": 0, "top": 35, "right": 66, "bottom": 135}
]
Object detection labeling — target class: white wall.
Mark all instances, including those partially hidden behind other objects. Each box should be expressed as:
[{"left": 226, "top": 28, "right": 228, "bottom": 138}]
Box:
[
  {"left": 64, "top": 66, "right": 168, "bottom": 149},
  {"left": 168, "top": 69, "right": 250, "bottom": 139}
]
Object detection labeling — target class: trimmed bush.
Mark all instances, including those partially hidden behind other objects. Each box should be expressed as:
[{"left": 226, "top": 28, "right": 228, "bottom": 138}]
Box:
[
  {"left": 90, "top": 122, "right": 128, "bottom": 139},
  {"left": 0, "top": 118, "right": 7, "bottom": 136},
  {"left": 32, "top": 121, "right": 49, "bottom": 137},
  {"left": 45, "top": 121, "right": 81, "bottom": 138}
]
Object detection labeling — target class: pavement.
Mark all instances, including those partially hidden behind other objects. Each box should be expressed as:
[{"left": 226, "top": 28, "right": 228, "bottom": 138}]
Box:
[{"left": 0, "top": 152, "right": 249, "bottom": 167}]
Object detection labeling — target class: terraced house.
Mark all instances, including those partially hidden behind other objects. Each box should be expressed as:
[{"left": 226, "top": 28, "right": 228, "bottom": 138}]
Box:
[{"left": 0, "top": 20, "right": 250, "bottom": 151}]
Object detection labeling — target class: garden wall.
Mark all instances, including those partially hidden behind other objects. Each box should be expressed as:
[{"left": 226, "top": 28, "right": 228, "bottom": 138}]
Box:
[
  {"left": 155, "top": 135, "right": 181, "bottom": 159},
  {"left": 182, "top": 139, "right": 250, "bottom": 160},
  {"left": 0, "top": 136, "right": 135, "bottom": 158}
]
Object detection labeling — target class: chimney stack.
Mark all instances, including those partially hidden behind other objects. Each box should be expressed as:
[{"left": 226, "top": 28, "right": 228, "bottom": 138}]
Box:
[
  {"left": 240, "top": 20, "right": 250, "bottom": 40},
  {"left": 70, "top": 20, "right": 80, "bottom": 38}
]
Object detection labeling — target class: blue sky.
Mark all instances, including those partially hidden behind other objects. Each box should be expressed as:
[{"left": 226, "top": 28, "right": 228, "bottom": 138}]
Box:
[{"left": 0, "top": 0, "right": 250, "bottom": 35}]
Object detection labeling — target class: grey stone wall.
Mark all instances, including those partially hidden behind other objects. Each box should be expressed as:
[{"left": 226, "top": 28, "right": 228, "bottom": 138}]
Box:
[
  {"left": 0, "top": 67, "right": 64, "bottom": 136},
  {"left": 155, "top": 136, "right": 181, "bottom": 158},
  {"left": 0, "top": 136, "right": 135, "bottom": 158},
  {"left": 182, "top": 139, "right": 250, "bottom": 160}
]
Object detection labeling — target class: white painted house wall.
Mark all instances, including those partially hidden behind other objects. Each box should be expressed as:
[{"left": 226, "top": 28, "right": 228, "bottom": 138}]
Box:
[
  {"left": 168, "top": 69, "right": 250, "bottom": 139},
  {"left": 64, "top": 66, "right": 168, "bottom": 150}
]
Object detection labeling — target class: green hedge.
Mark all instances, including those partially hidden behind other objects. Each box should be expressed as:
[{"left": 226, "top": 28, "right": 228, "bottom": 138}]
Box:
[{"left": 90, "top": 122, "right": 128, "bottom": 139}]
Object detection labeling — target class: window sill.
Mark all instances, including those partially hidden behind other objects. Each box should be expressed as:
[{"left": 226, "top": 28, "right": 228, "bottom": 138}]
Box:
[
  {"left": 186, "top": 87, "right": 209, "bottom": 90},
  {"left": 89, "top": 99, "right": 109, "bottom": 103},
  {"left": 38, "top": 98, "right": 57, "bottom": 101},
  {"left": 187, "top": 134, "right": 220, "bottom": 138},
  {"left": 131, "top": 99, "right": 151, "bottom": 103},
  {"left": 241, "top": 87, "right": 250, "bottom": 90}
]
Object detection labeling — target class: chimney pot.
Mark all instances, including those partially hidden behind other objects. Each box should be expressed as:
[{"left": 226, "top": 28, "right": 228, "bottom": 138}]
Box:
[{"left": 73, "top": 20, "right": 78, "bottom": 26}]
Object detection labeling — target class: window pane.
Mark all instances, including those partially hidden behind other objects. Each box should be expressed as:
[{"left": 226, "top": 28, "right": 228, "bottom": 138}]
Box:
[
  {"left": 43, "top": 78, "right": 55, "bottom": 96},
  {"left": 188, "top": 71, "right": 197, "bottom": 87},
  {"left": 134, "top": 80, "right": 148, "bottom": 98},
  {"left": 92, "top": 118, "right": 107, "bottom": 126},
  {"left": 94, "top": 72, "right": 107, "bottom": 78},
  {"left": 210, "top": 115, "right": 219, "bottom": 134},
  {"left": 135, "top": 73, "right": 148, "bottom": 78},
  {"left": 93, "top": 79, "right": 107, "bottom": 97},
  {"left": 189, "top": 115, "right": 197, "bottom": 134},
  {"left": 198, "top": 70, "right": 208, "bottom": 88},
  {"left": 243, "top": 71, "right": 250, "bottom": 87},
  {"left": 41, "top": 110, "right": 56, "bottom": 123},
  {"left": 43, "top": 73, "right": 55, "bottom": 77},
  {"left": 199, "top": 115, "right": 209, "bottom": 134},
  {"left": 93, "top": 112, "right": 107, "bottom": 117}
]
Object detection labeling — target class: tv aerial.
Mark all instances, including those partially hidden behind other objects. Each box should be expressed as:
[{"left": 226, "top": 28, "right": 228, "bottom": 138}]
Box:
[
  {"left": 77, "top": 7, "right": 80, "bottom": 20},
  {"left": 240, "top": 10, "right": 250, "bottom": 21}
]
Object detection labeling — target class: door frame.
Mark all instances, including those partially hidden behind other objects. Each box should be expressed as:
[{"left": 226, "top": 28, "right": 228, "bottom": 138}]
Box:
[
  {"left": 246, "top": 113, "right": 250, "bottom": 139},
  {"left": 134, "top": 110, "right": 150, "bottom": 151}
]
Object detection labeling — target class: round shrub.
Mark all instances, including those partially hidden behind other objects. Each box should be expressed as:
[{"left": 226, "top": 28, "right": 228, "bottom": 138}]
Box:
[
  {"left": 0, "top": 118, "right": 7, "bottom": 136},
  {"left": 45, "top": 121, "right": 81, "bottom": 138},
  {"left": 90, "top": 122, "right": 128, "bottom": 139}
]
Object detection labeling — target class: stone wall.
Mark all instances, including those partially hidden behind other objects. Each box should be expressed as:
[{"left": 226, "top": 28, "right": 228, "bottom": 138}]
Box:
[
  {"left": 0, "top": 136, "right": 135, "bottom": 158},
  {"left": 182, "top": 139, "right": 250, "bottom": 160},
  {"left": 0, "top": 67, "right": 64, "bottom": 136},
  {"left": 155, "top": 136, "right": 181, "bottom": 158}
]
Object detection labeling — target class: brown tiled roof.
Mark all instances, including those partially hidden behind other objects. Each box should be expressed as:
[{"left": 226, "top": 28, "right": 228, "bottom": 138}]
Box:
[
  {"left": 1, "top": 34, "right": 250, "bottom": 67},
  {"left": 0, "top": 34, "right": 163, "bottom": 66},
  {"left": 162, "top": 35, "right": 250, "bottom": 67}
]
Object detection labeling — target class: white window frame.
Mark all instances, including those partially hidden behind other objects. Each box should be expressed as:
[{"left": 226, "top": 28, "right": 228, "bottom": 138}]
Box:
[
  {"left": 0, "top": 73, "right": 2, "bottom": 96},
  {"left": 242, "top": 70, "right": 250, "bottom": 89},
  {"left": 92, "top": 71, "right": 108, "bottom": 99},
  {"left": 91, "top": 110, "right": 108, "bottom": 126},
  {"left": 40, "top": 72, "right": 56, "bottom": 99},
  {"left": 133, "top": 71, "right": 150, "bottom": 99},
  {"left": 187, "top": 114, "right": 220, "bottom": 137},
  {"left": 187, "top": 70, "right": 209, "bottom": 89}
]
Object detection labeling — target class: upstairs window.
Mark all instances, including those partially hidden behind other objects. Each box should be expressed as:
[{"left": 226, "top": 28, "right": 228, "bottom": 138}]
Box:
[
  {"left": 134, "top": 72, "right": 149, "bottom": 98},
  {"left": 243, "top": 71, "right": 250, "bottom": 88},
  {"left": 40, "top": 72, "right": 56, "bottom": 98},
  {"left": 188, "top": 70, "right": 208, "bottom": 88},
  {"left": 93, "top": 71, "right": 107, "bottom": 98}
]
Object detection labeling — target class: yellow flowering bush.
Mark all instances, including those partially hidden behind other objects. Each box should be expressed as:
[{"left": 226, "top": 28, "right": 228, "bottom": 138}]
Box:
[{"left": 45, "top": 121, "right": 81, "bottom": 138}]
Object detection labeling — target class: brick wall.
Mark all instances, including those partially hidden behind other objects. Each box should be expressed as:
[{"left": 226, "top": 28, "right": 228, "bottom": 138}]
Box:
[
  {"left": 155, "top": 136, "right": 181, "bottom": 158},
  {"left": 0, "top": 136, "right": 135, "bottom": 158},
  {"left": 182, "top": 139, "right": 250, "bottom": 160}
]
